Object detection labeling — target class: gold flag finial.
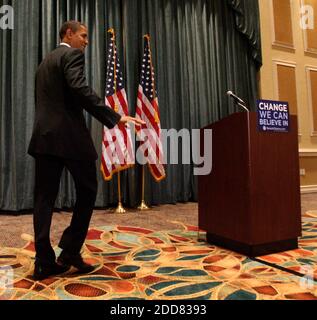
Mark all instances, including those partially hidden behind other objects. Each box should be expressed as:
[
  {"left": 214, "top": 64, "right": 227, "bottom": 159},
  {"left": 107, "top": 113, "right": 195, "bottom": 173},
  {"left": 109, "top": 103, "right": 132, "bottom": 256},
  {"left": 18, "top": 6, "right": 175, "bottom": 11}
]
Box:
[
  {"left": 144, "top": 34, "right": 150, "bottom": 41},
  {"left": 108, "top": 28, "right": 115, "bottom": 39}
]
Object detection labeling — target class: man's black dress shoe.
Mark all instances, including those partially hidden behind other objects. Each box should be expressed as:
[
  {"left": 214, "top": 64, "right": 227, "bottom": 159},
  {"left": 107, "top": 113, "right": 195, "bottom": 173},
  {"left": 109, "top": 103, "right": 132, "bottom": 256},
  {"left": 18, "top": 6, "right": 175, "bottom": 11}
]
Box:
[
  {"left": 57, "top": 251, "right": 95, "bottom": 274},
  {"left": 33, "top": 262, "right": 70, "bottom": 281}
]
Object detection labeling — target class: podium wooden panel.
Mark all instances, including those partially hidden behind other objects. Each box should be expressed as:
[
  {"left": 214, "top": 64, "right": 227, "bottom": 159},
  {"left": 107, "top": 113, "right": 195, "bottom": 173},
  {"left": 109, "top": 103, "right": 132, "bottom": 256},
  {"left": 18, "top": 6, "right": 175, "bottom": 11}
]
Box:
[{"left": 198, "top": 112, "right": 301, "bottom": 257}]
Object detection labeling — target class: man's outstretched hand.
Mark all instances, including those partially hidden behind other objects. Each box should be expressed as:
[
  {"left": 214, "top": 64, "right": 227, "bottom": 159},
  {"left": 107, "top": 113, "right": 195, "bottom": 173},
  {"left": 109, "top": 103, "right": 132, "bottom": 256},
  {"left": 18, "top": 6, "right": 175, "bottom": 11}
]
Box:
[{"left": 119, "top": 116, "right": 146, "bottom": 126}]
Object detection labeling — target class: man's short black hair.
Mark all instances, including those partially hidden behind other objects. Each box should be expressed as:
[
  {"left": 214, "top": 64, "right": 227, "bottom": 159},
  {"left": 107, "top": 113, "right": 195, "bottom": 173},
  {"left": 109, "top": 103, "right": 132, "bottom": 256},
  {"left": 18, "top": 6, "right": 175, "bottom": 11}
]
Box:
[{"left": 59, "top": 21, "right": 86, "bottom": 40}]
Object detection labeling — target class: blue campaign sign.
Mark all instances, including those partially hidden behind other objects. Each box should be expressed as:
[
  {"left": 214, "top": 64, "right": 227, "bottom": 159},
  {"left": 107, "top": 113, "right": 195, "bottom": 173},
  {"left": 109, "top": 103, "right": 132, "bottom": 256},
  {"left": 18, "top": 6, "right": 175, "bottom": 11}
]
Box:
[{"left": 257, "top": 100, "right": 290, "bottom": 133}]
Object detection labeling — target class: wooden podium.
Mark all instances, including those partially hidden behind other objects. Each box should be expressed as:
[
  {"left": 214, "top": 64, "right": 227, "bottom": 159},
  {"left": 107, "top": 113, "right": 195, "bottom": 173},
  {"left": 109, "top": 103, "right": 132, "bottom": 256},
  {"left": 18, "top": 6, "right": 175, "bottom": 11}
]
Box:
[{"left": 198, "top": 112, "right": 301, "bottom": 257}]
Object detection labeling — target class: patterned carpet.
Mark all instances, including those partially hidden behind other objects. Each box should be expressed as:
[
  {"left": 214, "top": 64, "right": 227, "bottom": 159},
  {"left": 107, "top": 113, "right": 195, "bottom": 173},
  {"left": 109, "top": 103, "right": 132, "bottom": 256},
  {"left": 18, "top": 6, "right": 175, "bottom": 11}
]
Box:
[
  {"left": 257, "top": 211, "right": 317, "bottom": 282},
  {"left": 0, "top": 215, "right": 317, "bottom": 300}
]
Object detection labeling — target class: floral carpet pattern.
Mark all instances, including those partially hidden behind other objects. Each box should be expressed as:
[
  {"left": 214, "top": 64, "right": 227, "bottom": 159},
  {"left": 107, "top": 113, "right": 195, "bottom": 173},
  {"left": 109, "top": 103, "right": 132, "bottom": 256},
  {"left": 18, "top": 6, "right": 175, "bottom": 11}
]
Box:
[
  {"left": 0, "top": 216, "right": 317, "bottom": 300},
  {"left": 257, "top": 211, "right": 317, "bottom": 281}
]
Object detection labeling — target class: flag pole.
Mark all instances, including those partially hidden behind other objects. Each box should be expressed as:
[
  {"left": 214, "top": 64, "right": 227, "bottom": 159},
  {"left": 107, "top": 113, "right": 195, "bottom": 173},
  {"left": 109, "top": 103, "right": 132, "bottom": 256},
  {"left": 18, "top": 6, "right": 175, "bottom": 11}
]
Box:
[
  {"left": 115, "top": 171, "right": 126, "bottom": 213},
  {"left": 137, "top": 34, "right": 153, "bottom": 211},
  {"left": 109, "top": 28, "right": 126, "bottom": 214},
  {"left": 138, "top": 165, "right": 149, "bottom": 210}
]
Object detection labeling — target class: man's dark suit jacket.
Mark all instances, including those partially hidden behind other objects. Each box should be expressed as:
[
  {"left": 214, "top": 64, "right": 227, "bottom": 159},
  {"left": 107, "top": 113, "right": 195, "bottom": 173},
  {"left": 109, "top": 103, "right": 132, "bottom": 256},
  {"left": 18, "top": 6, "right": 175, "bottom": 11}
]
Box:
[{"left": 28, "top": 45, "right": 121, "bottom": 161}]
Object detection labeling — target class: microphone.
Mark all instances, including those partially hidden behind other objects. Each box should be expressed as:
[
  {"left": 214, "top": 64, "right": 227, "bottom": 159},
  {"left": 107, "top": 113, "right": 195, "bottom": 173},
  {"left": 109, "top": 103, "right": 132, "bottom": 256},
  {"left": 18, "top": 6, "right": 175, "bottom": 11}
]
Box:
[
  {"left": 227, "top": 90, "right": 249, "bottom": 112},
  {"left": 227, "top": 91, "right": 246, "bottom": 105}
]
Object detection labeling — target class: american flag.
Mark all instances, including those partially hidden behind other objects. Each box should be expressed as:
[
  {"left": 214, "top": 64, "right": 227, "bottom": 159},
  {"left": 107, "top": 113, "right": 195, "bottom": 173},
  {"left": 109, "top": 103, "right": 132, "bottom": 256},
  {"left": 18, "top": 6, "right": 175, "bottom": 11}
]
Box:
[
  {"left": 136, "top": 35, "right": 166, "bottom": 182},
  {"left": 101, "top": 29, "right": 134, "bottom": 181}
]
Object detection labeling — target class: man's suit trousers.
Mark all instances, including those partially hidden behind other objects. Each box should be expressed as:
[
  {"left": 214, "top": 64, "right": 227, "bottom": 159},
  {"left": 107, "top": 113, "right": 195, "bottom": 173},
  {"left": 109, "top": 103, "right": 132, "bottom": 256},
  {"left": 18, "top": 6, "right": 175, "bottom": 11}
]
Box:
[{"left": 33, "top": 154, "right": 97, "bottom": 266}]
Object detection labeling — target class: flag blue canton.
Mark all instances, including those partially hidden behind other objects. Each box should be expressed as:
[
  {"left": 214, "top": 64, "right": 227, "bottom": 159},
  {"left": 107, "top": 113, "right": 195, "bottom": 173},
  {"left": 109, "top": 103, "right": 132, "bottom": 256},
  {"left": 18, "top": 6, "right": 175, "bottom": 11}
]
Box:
[
  {"left": 140, "top": 40, "right": 157, "bottom": 101},
  {"left": 106, "top": 41, "right": 124, "bottom": 96}
]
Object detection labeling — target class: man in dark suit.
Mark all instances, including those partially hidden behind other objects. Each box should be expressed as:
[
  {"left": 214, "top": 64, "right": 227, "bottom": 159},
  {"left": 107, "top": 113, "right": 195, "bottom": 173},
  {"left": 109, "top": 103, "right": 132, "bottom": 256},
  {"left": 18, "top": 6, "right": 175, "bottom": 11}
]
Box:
[{"left": 28, "top": 21, "right": 144, "bottom": 280}]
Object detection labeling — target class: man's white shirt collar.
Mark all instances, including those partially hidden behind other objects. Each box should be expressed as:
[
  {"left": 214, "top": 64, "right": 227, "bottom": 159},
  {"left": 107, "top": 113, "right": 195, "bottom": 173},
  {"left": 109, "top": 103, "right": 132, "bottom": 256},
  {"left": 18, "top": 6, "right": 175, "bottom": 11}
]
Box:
[{"left": 60, "top": 42, "right": 71, "bottom": 48}]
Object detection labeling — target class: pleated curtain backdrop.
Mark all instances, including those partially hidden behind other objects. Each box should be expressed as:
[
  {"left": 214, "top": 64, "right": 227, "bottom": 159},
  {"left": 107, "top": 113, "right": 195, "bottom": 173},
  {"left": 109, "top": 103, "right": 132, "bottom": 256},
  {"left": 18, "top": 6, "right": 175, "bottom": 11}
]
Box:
[{"left": 0, "top": 0, "right": 262, "bottom": 211}]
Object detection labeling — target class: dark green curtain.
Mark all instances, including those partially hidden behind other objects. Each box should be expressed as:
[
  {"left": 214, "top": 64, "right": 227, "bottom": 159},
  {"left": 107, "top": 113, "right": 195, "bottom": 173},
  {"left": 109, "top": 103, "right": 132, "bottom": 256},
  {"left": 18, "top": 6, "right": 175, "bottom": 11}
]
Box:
[
  {"left": 0, "top": 0, "right": 40, "bottom": 210},
  {"left": 0, "top": 0, "right": 262, "bottom": 211}
]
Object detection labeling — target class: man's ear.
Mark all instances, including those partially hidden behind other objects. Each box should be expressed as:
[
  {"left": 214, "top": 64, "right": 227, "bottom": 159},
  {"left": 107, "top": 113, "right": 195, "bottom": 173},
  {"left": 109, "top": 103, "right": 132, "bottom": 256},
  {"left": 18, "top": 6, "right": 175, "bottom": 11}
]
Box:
[{"left": 65, "top": 28, "right": 73, "bottom": 39}]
